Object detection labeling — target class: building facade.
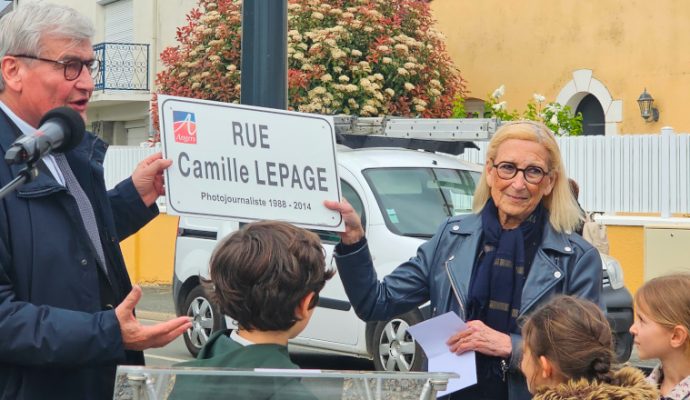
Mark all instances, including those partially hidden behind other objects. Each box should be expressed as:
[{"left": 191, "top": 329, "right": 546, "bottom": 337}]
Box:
[
  {"left": 431, "top": 0, "right": 690, "bottom": 135},
  {"left": 12, "top": 1, "right": 690, "bottom": 140},
  {"left": 13, "top": 0, "right": 197, "bottom": 145}
]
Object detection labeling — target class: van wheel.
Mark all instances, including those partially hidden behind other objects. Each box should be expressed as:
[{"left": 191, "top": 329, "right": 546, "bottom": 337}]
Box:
[
  {"left": 182, "top": 285, "right": 224, "bottom": 357},
  {"left": 372, "top": 310, "right": 426, "bottom": 372}
]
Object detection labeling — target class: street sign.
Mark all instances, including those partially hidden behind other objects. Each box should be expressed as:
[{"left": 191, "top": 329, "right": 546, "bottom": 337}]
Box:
[{"left": 158, "top": 95, "right": 343, "bottom": 231}]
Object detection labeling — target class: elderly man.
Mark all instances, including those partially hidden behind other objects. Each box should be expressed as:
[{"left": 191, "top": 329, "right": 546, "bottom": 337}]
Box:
[{"left": 0, "top": 2, "right": 190, "bottom": 399}]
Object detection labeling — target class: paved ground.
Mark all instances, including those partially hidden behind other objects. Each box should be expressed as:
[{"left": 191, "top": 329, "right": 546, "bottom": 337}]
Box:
[
  {"left": 136, "top": 284, "right": 178, "bottom": 320},
  {"left": 136, "top": 285, "right": 657, "bottom": 371}
]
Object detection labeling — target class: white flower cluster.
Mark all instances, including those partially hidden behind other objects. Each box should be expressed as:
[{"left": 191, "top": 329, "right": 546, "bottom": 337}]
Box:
[
  {"left": 491, "top": 84, "right": 505, "bottom": 99},
  {"left": 280, "top": 0, "right": 460, "bottom": 117},
  {"left": 492, "top": 101, "right": 507, "bottom": 111},
  {"left": 200, "top": 10, "right": 221, "bottom": 24}
]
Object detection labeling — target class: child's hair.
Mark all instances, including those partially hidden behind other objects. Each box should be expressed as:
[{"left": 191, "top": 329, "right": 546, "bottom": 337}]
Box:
[
  {"left": 522, "top": 296, "right": 615, "bottom": 384},
  {"left": 635, "top": 273, "right": 690, "bottom": 353},
  {"left": 207, "top": 220, "right": 335, "bottom": 332}
]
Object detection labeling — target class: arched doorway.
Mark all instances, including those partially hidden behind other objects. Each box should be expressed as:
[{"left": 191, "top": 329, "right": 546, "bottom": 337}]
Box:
[
  {"left": 576, "top": 94, "right": 605, "bottom": 136},
  {"left": 556, "top": 69, "right": 622, "bottom": 136}
]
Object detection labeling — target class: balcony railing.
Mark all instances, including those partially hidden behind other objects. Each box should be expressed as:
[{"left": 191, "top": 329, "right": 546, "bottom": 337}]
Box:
[{"left": 93, "top": 42, "right": 149, "bottom": 91}]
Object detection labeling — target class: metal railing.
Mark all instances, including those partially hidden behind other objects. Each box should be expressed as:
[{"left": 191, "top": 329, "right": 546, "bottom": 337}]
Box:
[{"left": 93, "top": 42, "right": 149, "bottom": 91}]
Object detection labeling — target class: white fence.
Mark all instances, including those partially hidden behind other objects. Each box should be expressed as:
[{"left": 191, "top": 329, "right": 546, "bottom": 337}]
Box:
[
  {"left": 104, "top": 132, "right": 690, "bottom": 215},
  {"left": 103, "top": 146, "right": 157, "bottom": 190},
  {"left": 458, "top": 130, "right": 690, "bottom": 215}
]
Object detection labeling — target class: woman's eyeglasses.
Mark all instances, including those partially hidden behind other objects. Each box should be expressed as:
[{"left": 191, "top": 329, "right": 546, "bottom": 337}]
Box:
[{"left": 492, "top": 161, "right": 549, "bottom": 184}]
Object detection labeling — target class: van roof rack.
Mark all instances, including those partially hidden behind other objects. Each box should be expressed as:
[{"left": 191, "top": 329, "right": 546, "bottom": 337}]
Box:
[{"left": 333, "top": 116, "right": 498, "bottom": 155}]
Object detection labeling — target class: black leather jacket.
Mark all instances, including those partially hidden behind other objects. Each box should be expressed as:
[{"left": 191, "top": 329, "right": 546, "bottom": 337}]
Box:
[{"left": 335, "top": 212, "right": 603, "bottom": 400}]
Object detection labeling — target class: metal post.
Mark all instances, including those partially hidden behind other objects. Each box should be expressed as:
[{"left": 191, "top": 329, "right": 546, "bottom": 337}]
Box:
[
  {"left": 240, "top": 0, "right": 288, "bottom": 110},
  {"left": 100, "top": 44, "right": 106, "bottom": 92},
  {"left": 127, "top": 374, "right": 147, "bottom": 400},
  {"left": 418, "top": 377, "right": 448, "bottom": 400}
]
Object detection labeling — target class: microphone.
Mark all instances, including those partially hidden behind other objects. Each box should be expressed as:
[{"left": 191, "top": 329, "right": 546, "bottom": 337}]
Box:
[{"left": 5, "top": 107, "right": 86, "bottom": 165}]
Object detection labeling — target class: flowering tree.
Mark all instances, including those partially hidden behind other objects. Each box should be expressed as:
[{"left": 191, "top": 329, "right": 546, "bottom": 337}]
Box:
[
  {"left": 452, "top": 85, "right": 583, "bottom": 136},
  {"left": 152, "top": 0, "right": 465, "bottom": 129}
]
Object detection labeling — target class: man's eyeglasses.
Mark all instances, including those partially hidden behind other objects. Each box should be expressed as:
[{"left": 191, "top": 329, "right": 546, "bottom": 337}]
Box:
[
  {"left": 10, "top": 54, "right": 100, "bottom": 81},
  {"left": 492, "top": 161, "right": 550, "bottom": 184}
]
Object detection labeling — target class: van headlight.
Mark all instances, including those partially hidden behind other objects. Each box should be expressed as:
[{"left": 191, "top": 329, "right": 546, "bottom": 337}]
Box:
[{"left": 601, "top": 253, "right": 625, "bottom": 290}]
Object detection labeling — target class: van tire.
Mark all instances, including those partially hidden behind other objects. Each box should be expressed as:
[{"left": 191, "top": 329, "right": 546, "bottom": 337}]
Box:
[
  {"left": 371, "top": 310, "right": 426, "bottom": 372},
  {"left": 182, "top": 285, "right": 224, "bottom": 357}
]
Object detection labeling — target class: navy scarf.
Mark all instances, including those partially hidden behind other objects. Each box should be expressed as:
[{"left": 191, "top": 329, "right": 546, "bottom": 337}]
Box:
[{"left": 467, "top": 198, "right": 546, "bottom": 334}]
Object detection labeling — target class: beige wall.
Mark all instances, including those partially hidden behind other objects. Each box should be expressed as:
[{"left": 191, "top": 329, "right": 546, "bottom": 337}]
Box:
[
  {"left": 644, "top": 226, "right": 690, "bottom": 280},
  {"left": 136, "top": 0, "right": 197, "bottom": 85},
  {"left": 47, "top": 1, "right": 103, "bottom": 41},
  {"left": 43, "top": 0, "right": 198, "bottom": 139},
  {"left": 43, "top": 0, "right": 197, "bottom": 82},
  {"left": 53, "top": 0, "right": 196, "bottom": 90},
  {"left": 431, "top": 0, "right": 690, "bottom": 133}
]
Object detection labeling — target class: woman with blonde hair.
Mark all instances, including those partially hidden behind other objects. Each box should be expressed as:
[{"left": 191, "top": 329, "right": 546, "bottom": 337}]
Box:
[
  {"left": 631, "top": 273, "right": 690, "bottom": 399},
  {"left": 326, "top": 121, "right": 604, "bottom": 399},
  {"left": 521, "top": 295, "right": 658, "bottom": 399}
]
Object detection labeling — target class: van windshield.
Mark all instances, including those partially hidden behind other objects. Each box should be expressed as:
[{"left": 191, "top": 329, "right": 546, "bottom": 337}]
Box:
[{"left": 363, "top": 167, "right": 480, "bottom": 238}]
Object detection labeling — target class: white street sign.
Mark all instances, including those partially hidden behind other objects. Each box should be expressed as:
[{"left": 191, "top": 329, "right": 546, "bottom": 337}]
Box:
[{"left": 158, "top": 95, "right": 343, "bottom": 231}]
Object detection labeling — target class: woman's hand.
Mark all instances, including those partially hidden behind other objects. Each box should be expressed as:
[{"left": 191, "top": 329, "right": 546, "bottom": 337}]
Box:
[
  {"left": 446, "top": 320, "right": 512, "bottom": 358},
  {"left": 323, "top": 199, "right": 365, "bottom": 245}
]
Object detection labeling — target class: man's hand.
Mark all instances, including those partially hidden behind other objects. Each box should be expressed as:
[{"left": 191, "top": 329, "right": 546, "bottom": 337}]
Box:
[
  {"left": 324, "top": 198, "right": 365, "bottom": 244},
  {"left": 131, "top": 152, "right": 172, "bottom": 207},
  {"left": 116, "top": 286, "right": 192, "bottom": 351},
  {"left": 446, "top": 320, "right": 512, "bottom": 358}
]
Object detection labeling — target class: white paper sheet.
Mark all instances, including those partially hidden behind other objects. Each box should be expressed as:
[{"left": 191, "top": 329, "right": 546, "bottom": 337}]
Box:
[{"left": 408, "top": 312, "right": 477, "bottom": 397}]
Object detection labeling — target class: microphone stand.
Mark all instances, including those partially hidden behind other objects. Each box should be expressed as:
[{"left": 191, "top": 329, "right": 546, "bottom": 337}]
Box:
[{"left": 0, "top": 161, "right": 38, "bottom": 200}]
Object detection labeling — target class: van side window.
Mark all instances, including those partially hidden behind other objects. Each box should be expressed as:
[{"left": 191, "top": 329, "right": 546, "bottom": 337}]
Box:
[
  {"left": 313, "top": 180, "right": 365, "bottom": 243},
  {"left": 363, "top": 167, "right": 476, "bottom": 238}
]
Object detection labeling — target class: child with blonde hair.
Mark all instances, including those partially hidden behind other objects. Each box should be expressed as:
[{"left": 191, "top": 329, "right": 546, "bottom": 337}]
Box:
[{"left": 631, "top": 273, "right": 690, "bottom": 399}]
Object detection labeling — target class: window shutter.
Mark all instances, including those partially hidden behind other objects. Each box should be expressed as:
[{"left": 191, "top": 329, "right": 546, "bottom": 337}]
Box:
[{"left": 104, "top": 0, "right": 133, "bottom": 43}]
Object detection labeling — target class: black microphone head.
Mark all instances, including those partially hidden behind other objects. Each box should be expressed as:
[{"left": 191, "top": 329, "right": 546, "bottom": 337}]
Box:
[{"left": 38, "top": 107, "right": 86, "bottom": 153}]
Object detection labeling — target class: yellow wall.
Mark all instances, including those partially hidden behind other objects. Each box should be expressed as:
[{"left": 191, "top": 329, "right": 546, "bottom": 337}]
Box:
[
  {"left": 431, "top": 0, "right": 690, "bottom": 133},
  {"left": 121, "top": 214, "right": 179, "bottom": 284},
  {"left": 607, "top": 225, "right": 645, "bottom": 295}
]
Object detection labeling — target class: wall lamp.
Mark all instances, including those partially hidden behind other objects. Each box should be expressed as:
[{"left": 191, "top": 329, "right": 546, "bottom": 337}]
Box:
[{"left": 637, "top": 88, "right": 659, "bottom": 122}]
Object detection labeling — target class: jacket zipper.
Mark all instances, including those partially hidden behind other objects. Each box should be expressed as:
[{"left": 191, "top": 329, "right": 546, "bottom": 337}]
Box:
[
  {"left": 446, "top": 255, "right": 511, "bottom": 382},
  {"left": 500, "top": 359, "right": 509, "bottom": 382},
  {"left": 444, "top": 255, "right": 466, "bottom": 318}
]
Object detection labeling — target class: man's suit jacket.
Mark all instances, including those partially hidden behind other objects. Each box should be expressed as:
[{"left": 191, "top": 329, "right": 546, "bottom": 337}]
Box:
[{"left": 0, "top": 109, "right": 156, "bottom": 399}]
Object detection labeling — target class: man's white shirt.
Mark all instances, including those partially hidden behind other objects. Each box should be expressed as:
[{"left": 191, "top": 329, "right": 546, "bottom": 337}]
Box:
[{"left": 0, "top": 100, "right": 66, "bottom": 185}]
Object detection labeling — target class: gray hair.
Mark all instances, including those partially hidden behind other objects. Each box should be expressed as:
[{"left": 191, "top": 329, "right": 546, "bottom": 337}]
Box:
[{"left": 0, "top": 1, "right": 95, "bottom": 91}]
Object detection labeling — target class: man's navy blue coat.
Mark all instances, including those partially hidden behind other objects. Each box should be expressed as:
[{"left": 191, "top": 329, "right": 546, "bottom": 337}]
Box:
[{"left": 0, "top": 110, "right": 156, "bottom": 399}]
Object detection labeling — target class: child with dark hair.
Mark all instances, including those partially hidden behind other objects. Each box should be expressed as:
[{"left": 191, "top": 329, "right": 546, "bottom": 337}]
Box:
[
  {"left": 520, "top": 295, "right": 658, "bottom": 400},
  {"left": 170, "top": 220, "right": 335, "bottom": 399},
  {"left": 631, "top": 273, "right": 690, "bottom": 400}
]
